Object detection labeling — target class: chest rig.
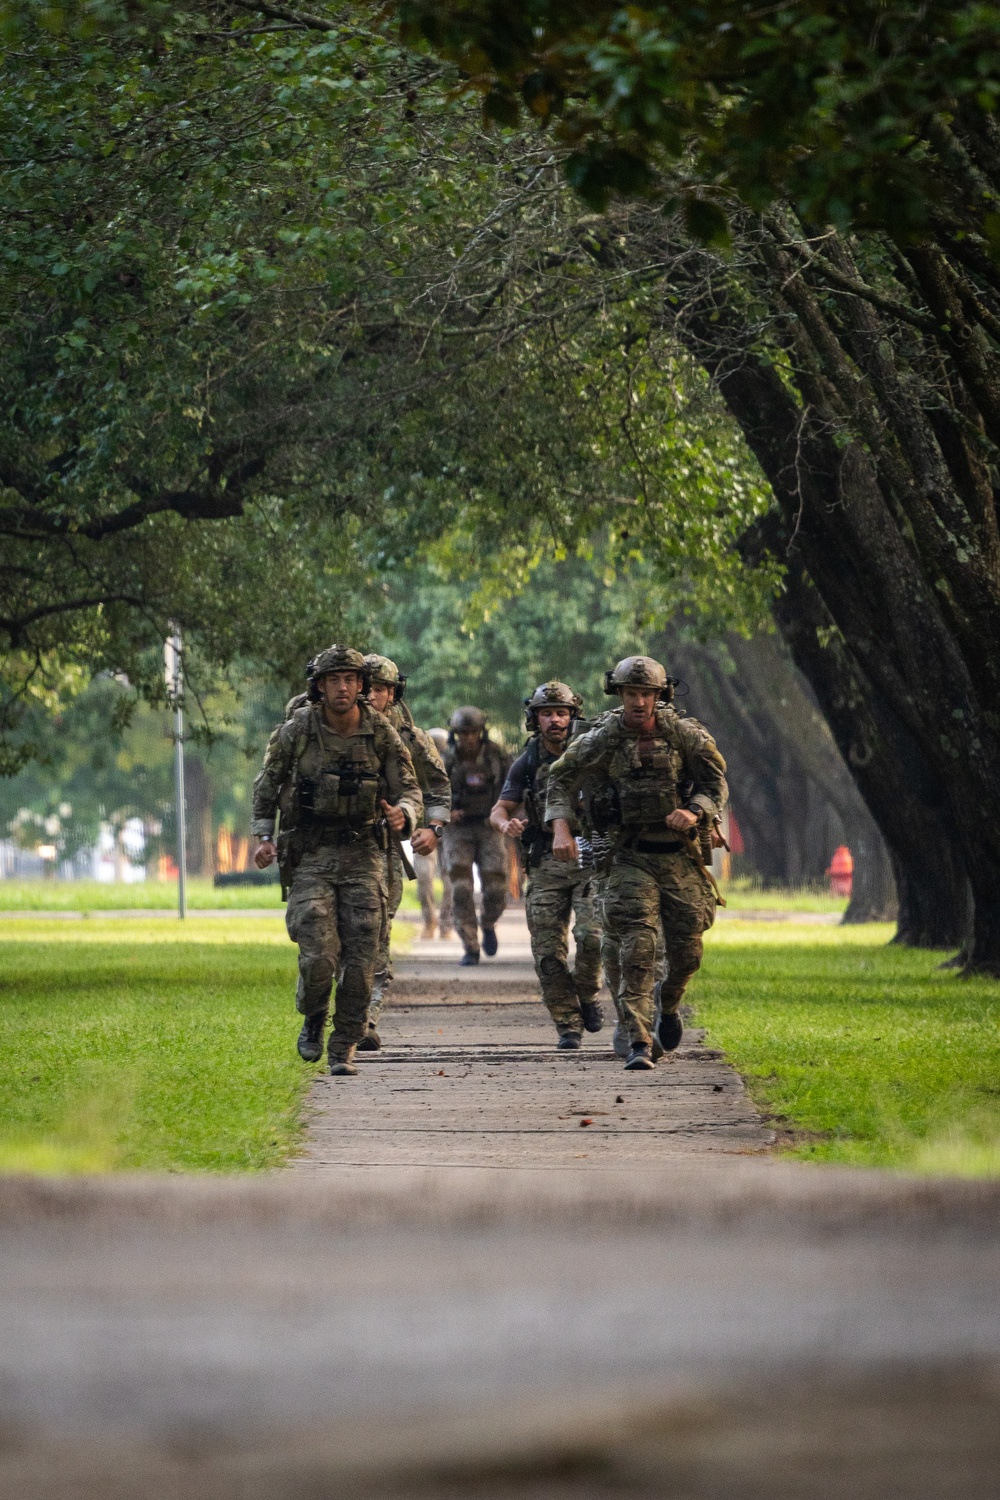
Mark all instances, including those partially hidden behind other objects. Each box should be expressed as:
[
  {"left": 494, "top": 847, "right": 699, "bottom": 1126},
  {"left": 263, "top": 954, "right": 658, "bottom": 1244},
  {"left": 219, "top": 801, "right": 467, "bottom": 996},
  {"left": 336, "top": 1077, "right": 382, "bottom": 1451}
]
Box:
[
  {"left": 607, "top": 712, "right": 685, "bottom": 831},
  {"left": 449, "top": 749, "right": 497, "bottom": 819},
  {"left": 519, "top": 738, "right": 555, "bottom": 867},
  {"left": 292, "top": 709, "right": 381, "bottom": 834}
]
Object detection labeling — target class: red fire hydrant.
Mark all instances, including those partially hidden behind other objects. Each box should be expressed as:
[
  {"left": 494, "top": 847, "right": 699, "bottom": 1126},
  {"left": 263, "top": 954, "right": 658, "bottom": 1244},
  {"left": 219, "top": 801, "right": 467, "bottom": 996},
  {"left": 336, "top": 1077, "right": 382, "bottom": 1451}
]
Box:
[{"left": 827, "top": 844, "right": 854, "bottom": 898}]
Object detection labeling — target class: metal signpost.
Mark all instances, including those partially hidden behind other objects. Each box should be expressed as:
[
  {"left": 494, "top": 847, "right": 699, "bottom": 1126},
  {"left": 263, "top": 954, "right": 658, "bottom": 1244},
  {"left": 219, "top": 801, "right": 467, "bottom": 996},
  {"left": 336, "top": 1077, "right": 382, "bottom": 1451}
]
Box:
[{"left": 164, "top": 626, "right": 188, "bottom": 919}]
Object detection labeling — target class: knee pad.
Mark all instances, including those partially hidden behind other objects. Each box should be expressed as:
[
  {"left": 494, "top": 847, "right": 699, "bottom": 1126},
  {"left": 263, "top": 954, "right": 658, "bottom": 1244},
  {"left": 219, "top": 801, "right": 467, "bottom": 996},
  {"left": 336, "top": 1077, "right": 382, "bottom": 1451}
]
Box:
[
  {"left": 621, "top": 927, "right": 657, "bottom": 967},
  {"left": 299, "top": 954, "right": 335, "bottom": 989},
  {"left": 665, "top": 933, "right": 704, "bottom": 975},
  {"left": 539, "top": 955, "right": 567, "bottom": 977}
]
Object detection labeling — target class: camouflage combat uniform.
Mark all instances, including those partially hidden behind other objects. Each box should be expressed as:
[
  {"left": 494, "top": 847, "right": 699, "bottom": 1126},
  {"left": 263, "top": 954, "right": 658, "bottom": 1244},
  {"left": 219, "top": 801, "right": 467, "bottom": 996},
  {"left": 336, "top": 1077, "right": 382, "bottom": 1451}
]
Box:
[
  {"left": 545, "top": 703, "right": 726, "bottom": 1049},
  {"left": 443, "top": 723, "right": 510, "bottom": 956},
  {"left": 501, "top": 735, "right": 602, "bottom": 1037},
  {"left": 251, "top": 700, "right": 422, "bottom": 1065},
  {"left": 370, "top": 698, "right": 451, "bottom": 1023}
]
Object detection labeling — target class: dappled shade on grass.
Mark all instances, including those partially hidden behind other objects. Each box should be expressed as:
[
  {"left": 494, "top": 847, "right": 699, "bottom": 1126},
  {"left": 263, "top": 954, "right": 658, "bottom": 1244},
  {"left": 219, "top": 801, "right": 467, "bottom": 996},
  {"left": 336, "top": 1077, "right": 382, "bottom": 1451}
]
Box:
[{"left": 699, "top": 928, "right": 1000, "bottom": 1175}]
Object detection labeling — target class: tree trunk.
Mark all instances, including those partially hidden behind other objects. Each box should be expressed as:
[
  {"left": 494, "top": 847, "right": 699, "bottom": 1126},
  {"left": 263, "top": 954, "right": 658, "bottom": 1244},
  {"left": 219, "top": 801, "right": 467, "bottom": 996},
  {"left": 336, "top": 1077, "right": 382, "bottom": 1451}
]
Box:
[
  {"left": 892, "top": 851, "right": 973, "bottom": 951},
  {"left": 656, "top": 227, "right": 1000, "bottom": 971},
  {"left": 747, "top": 521, "right": 969, "bottom": 947},
  {"left": 722, "top": 630, "right": 896, "bottom": 912},
  {"left": 842, "top": 812, "right": 897, "bottom": 924}
]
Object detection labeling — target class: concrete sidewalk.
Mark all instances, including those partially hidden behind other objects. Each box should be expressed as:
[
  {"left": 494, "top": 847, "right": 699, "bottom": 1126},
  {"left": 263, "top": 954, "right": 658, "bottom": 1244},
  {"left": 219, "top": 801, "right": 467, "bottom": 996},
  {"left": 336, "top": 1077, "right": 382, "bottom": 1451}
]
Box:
[{"left": 293, "top": 906, "right": 774, "bottom": 1169}]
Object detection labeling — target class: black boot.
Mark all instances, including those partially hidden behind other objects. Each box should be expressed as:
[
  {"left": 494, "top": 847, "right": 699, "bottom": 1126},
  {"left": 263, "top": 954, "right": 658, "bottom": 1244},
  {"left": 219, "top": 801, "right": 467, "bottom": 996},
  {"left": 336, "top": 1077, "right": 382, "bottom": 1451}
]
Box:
[
  {"left": 656, "top": 1008, "right": 684, "bottom": 1053},
  {"left": 579, "top": 1000, "right": 605, "bottom": 1033},
  {"left": 460, "top": 949, "right": 480, "bottom": 966},
  {"left": 556, "top": 1032, "right": 582, "bottom": 1051},
  {"left": 296, "top": 1009, "right": 327, "bottom": 1062},
  {"left": 624, "top": 1043, "right": 655, "bottom": 1071},
  {"left": 482, "top": 927, "right": 498, "bottom": 957},
  {"left": 356, "top": 1024, "right": 382, "bottom": 1052}
]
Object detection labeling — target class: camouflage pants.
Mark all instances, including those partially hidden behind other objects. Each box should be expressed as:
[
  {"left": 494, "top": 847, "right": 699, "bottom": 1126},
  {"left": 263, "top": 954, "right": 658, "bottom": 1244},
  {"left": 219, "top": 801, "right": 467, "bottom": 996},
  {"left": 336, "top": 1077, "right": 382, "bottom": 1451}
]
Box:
[
  {"left": 442, "top": 820, "right": 507, "bottom": 953},
  {"left": 284, "top": 836, "right": 387, "bottom": 1061},
  {"left": 415, "top": 847, "right": 454, "bottom": 933},
  {"left": 370, "top": 844, "right": 405, "bottom": 1026},
  {"left": 525, "top": 854, "right": 602, "bottom": 1036},
  {"left": 602, "top": 851, "right": 716, "bottom": 1047},
  {"left": 597, "top": 873, "right": 666, "bottom": 1024}
]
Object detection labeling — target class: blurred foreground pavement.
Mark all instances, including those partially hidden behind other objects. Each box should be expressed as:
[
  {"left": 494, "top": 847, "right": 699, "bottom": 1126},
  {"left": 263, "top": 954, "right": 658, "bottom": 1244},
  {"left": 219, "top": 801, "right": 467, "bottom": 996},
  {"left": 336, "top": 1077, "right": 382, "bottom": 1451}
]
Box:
[{"left": 0, "top": 1166, "right": 997, "bottom": 1499}]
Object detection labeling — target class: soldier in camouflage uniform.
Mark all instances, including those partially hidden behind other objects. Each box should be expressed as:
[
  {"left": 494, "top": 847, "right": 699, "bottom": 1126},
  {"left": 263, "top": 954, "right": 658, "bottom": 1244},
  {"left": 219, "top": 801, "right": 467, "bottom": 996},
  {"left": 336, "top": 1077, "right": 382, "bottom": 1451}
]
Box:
[
  {"left": 571, "top": 708, "right": 667, "bottom": 1060},
  {"left": 252, "top": 645, "right": 423, "bottom": 1076},
  {"left": 363, "top": 654, "right": 451, "bottom": 1047},
  {"left": 546, "top": 656, "right": 727, "bottom": 1072},
  {"left": 491, "top": 682, "right": 603, "bottom": 1050},
  {"left": 443, "top": 707, "right": 510, "bottom": 965}
]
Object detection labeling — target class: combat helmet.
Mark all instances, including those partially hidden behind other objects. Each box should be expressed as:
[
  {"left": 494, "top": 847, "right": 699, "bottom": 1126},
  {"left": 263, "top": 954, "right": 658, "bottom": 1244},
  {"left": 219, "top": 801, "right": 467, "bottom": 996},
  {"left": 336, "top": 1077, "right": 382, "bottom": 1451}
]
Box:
[
  {"left": 448, "top": 705, "right": 488, "bottom": 747},
  {"left": 306, "top": 644, "right": 370, "bottom": 701},
  {"left": 524, "top": 680, "right": 583, "bottom": 733},
  {"left": 363, "top": 653, "right": 407, "bottom": 701},
  {"left": 603, "top": 655, "right": 676, "bottom": 702}
]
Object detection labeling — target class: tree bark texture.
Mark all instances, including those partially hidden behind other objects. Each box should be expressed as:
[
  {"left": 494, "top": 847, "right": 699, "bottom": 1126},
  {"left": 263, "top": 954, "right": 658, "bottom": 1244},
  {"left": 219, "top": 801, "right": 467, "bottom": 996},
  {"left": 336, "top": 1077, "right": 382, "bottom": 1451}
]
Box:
[
  {"left": 765, "top": 543, "right": 969, "bottom": 943},
  {"left": 652, "top": 215, "right": 1000, "bottom": 972}
]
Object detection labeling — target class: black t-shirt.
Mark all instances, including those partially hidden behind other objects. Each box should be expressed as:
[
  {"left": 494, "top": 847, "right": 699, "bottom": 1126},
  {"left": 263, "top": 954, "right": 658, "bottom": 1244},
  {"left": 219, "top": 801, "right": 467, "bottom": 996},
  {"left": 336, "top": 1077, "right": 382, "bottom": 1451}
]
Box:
[{"left": 499, "top": 746, "right": 534, "bottom": 807}]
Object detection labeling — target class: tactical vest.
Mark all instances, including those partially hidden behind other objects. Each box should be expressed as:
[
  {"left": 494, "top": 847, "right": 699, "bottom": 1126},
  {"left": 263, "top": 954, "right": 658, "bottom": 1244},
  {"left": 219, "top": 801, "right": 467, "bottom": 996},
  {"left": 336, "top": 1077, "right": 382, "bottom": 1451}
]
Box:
[
  {"left": 605, "top": 714, "right": 685, "bottom": 830},
  {"left": 520, "top": 736, "right": 549, "bottom": 830},
  {"left": 519, "top": 736, "right": 553, "bottom": 866},
  {"left": 290, "top": 709, "right": 381, "bottom": 832},
  {"left": 448, "top": 745, "right": 501, "bottom": 819}
]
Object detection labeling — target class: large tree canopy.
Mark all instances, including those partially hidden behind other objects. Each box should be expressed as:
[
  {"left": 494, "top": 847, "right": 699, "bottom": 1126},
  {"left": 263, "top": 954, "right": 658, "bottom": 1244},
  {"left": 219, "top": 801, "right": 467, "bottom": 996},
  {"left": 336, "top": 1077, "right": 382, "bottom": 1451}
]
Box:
[
  {"left": 395, "top": 1, "right": 1000, "bottom": 244},
  {"left": 11, "top": 0, "right": 996, "bottom": 965},
  {"left": 380, "top": 1, "right": 1000, "bottom": 973},
  {"left": 0, "top": 1, "right": 772, "bottom": 760}
]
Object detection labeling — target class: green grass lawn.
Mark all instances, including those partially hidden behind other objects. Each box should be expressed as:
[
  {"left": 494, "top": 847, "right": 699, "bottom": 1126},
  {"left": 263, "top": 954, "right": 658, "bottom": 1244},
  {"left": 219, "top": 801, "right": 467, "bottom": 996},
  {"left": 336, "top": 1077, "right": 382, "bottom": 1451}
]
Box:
[
  {"left": 0, "top": 916, "right": 307, "bottom": 1172},
  {"left": 0, "top": 876, "right": 429, "bottom": 913},
  {"left": 0, "top": 913, "right": 414, "bottom": 1174},
  {"left": 719, "top": 878, "right": 847, "bottom": 914},
  {"left": 699, "top": 921, "right": 1000, "bottom": 1175},
  {"left": 0, "top": 878, "right": 283, "bottom": 910},
  {"left": 2, "top": 913, "right": 996, "bottom": 1177}
]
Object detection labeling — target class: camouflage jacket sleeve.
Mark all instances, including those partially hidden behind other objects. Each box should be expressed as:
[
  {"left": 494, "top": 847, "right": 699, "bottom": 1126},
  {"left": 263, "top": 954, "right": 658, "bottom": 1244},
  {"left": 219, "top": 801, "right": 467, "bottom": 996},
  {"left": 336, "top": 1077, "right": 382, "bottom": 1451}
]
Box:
[
  {"left": 251, "top": 719, "right": 298, "bottom": 837},
  {"left": 543, "top": 722, "right": 616, "bottom": 825},
  {"left": 375, "top": 718, "right": 424, "bottom": 837},
  {"left": 676, "top": 717, "right": 728, "bottom": 823},
  {"left": 408, "top": 726, "right": 452, "bottom": 823}
]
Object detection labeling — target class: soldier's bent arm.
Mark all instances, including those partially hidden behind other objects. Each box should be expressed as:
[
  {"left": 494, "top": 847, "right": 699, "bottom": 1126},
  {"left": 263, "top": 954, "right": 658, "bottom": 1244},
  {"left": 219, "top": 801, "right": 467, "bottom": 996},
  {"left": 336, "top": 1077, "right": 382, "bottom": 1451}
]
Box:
[
  {"left": 411, "top": 726, "right": 451, "bottom": 823},
  {"left": 380, "top": 725, "right": 424, "bottom": 835},
  {"left": 677, "top": 719, "right": 728, "bottom": 823},
  {"left": 543, "top": 726, "right": 614, "bottom": 826},
  {"left": 251, "top": 720, "right": 298, "bottom": 839}
]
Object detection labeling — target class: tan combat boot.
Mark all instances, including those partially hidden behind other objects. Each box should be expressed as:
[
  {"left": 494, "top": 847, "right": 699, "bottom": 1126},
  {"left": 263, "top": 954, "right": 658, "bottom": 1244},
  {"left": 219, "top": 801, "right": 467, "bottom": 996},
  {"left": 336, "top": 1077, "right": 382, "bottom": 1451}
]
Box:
[{"left": 329, "top": 1042, "right": 359, "bottom": 1077}]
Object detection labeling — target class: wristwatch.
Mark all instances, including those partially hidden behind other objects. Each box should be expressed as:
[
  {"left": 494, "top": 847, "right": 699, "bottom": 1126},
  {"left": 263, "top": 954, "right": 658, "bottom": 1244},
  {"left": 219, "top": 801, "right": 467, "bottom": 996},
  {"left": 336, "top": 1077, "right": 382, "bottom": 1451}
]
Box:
[{"left": 430, "top": 824, "right": 443, "bottom": 839}]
